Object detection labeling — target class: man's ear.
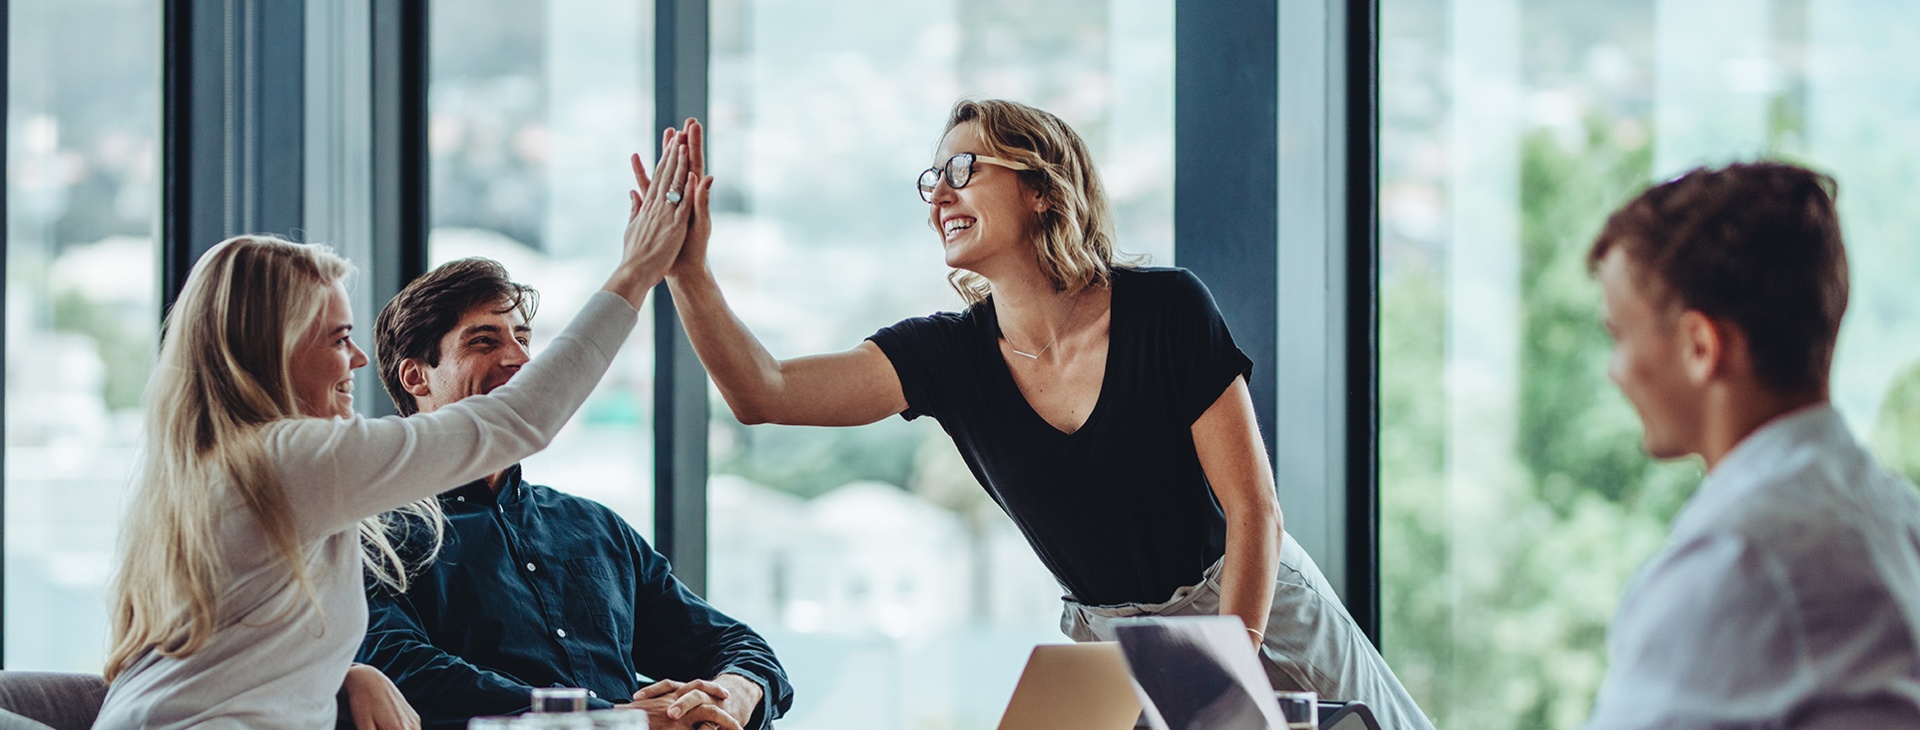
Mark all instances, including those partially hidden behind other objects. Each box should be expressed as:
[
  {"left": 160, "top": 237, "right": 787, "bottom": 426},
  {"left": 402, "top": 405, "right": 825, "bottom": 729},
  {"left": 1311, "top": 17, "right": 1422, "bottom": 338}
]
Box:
[
  {"left": 1678, "top": 310, "right": 1726, "bottom": 386},
  {"left": 398, "top": 358, "right": 433, "bottom": 399}
]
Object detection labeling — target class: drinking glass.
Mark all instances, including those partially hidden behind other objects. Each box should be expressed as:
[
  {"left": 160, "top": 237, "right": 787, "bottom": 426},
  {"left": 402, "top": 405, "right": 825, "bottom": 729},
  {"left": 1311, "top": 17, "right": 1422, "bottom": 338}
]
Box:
[
  {"left": 467, "top": 718, "right": 522, "bottom": 729},
  {"left": 584, "top": 709, "right": 650, "bottom": 729},
  {"left": 1275, "top": 690, "right": 1318, "bottom": 730},
  {"left": 530, "top": 687, "right": 590, "bottom": 713},
  {"left": 520, "top": 715, "right": 594, "bottom": 730}
]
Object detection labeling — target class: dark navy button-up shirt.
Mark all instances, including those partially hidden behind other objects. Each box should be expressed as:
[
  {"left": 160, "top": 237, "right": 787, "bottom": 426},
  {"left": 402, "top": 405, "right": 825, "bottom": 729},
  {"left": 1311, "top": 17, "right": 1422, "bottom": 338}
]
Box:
[{"left": 356, "top": 466, "right": 791, "bottom": 729}]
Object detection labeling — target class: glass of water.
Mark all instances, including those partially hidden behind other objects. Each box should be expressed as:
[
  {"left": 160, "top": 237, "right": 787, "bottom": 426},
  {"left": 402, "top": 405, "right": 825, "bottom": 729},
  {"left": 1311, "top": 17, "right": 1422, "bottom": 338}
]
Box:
[
  {"left": 584, "top": 709, "right": 649, "bottom": 729},
  {"left": 1275, "top": 690, "right": 1318, "bottom": 729},
  {"left": 530, "top": 687, "right": 590, "bottom": 713}
]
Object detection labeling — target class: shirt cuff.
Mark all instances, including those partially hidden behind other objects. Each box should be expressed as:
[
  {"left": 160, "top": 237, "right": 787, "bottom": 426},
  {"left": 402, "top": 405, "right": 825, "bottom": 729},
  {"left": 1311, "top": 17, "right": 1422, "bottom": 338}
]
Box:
[{"left": 721, "top": 668, "right": 776, "bottom": 730}]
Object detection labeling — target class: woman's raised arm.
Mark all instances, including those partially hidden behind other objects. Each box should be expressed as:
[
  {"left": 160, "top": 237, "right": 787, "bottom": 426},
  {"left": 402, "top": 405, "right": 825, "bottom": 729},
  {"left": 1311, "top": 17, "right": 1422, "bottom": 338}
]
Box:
[{"left": 650, "top": 120, "right": 908, "bottom": 427}]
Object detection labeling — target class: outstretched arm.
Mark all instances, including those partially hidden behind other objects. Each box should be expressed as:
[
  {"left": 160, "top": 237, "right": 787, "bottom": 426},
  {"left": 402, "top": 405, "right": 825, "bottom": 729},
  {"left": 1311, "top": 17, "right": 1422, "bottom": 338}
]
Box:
[
  {"left": 273, "top": 140, "right": 695, "bottom": 538},
  {"left": 646, "top": 119, "right": 907, "bottom": 426}
]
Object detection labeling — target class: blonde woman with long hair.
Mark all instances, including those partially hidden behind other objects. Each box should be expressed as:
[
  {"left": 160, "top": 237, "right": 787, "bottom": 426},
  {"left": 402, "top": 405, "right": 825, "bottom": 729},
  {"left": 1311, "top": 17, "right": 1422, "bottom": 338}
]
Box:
[
  {"left": 94, "top": 134, "right": 704, "bottom": 729},
  {"left": 658, "top": 102, "right": 1433, "bottom": 728}
]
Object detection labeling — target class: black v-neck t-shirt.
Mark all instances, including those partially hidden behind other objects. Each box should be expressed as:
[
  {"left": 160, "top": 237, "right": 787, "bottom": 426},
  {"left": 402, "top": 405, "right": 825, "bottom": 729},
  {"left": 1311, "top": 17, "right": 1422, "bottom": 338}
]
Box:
[{"left": 868, "top": 266, "right": 1253, "bottom": 606}]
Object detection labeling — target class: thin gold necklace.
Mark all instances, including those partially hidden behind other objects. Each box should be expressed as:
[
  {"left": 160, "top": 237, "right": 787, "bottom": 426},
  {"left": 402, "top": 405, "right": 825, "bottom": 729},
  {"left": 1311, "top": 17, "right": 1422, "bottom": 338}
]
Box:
[{"left": 1005, "top": 290, "right": 1085, "bottom": 360}]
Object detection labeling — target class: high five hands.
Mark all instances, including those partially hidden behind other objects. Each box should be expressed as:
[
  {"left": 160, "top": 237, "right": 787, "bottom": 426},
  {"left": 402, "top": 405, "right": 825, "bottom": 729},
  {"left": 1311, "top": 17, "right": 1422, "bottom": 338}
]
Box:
[
  {"left": 603, "top": 122, "right": 700, "bottom": 309},
  {"left": 629, "top": 119, "right": 715, "bottom": 282}
]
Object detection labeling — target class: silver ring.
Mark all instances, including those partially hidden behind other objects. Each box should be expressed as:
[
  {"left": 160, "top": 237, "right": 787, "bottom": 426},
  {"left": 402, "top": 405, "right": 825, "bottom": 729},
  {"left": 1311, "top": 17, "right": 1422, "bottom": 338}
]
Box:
[{"left": 665, "top": 190, "right": 683, "bottom": 204}]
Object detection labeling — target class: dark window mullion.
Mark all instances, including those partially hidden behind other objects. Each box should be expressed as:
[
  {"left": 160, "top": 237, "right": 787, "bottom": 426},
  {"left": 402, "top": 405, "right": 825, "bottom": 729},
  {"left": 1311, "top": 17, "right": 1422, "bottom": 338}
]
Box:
[
  {"left": 368, "top": 0, "right": 430, "bottom": 420},
  {"left": 1346, "top": 0, "right": 1382, "bottom": 645},
  {"left": 653, "top": 0, "right": 710, "bottom": 594}
]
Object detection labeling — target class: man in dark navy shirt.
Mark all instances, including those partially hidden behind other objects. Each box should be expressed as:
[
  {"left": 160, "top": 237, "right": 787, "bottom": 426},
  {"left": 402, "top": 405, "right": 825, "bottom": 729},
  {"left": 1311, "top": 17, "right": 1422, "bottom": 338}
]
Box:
[{"left": 356, "top": 258, "right": 791, "bottom": 730}]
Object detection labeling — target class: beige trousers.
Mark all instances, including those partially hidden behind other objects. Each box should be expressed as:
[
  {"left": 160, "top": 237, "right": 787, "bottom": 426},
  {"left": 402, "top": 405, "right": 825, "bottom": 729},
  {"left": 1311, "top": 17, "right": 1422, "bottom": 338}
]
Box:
[{"left": 1059, "top": 534, "right": 1435, "bottom": 730}]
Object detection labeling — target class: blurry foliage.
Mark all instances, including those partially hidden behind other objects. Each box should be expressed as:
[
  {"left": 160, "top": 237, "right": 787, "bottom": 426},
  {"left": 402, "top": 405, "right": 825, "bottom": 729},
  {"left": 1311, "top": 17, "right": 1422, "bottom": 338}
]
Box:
[
  {"left": 1380, "top": 120, "right": 1706, "bottom": 730},
  {"left": 1873, "top": 362, "right": 1920, "bottom": 486},
  {"left": 51, "top": 288, "right": 152, "bottom": 411}
]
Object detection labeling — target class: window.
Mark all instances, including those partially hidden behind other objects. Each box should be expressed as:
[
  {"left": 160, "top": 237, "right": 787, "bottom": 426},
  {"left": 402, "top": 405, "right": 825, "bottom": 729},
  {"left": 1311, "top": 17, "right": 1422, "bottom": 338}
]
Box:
[
  {"left": 702, "top": 0, "right": 1171, "bottom": 726},
  {"left": 426, "top": 0, "right": 658, "bottom": 528},
  {"left": 1378, "top": 1, "right": 1920, "bottom": 727},
  {"left": 4, "top": 0, "right": 161, "bottom": 671}
]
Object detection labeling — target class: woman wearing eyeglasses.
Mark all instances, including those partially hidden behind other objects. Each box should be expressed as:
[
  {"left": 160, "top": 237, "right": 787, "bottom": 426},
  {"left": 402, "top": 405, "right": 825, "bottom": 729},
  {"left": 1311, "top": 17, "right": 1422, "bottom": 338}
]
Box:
[{"left": 656, "top": 100, "right": 1430, "bottom": 729}]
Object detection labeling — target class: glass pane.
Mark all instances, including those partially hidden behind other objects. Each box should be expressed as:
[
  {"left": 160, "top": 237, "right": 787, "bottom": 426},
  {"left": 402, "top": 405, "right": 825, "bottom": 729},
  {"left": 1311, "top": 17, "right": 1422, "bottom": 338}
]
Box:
[
  {"left": 1379, "top": 1, "right": 1920, "bottom": 728},
  {"left": 427, "top": 0, "right": 657, "bottom": 529},
  {"left": 4, "top": 0, "right": 161, "bottom": 671},
  {"left": 703, "top": 1, "right": 1171, "bottom": 727}
]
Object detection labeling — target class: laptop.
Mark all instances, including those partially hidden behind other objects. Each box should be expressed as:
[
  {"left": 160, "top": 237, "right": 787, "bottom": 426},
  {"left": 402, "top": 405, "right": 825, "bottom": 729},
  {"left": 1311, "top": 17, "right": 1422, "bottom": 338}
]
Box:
[
  {"left": 1114, "top": 616, "right": 1286, "bottom": 730},
  {"left": 997, "top": 643, "right": 1144, "bottom": 730}
]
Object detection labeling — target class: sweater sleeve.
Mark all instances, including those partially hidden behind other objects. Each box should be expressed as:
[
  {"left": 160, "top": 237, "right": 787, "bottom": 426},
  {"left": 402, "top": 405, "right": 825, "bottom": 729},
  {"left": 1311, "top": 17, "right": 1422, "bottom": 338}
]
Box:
[{"left": 270, "top": 291, "right": 638, "bottom": 540}]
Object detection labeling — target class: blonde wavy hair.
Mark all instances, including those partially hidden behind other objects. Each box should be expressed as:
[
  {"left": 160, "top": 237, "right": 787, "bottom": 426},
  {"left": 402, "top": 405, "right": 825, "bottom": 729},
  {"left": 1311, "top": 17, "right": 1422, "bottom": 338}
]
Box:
[
  {"left": 941, "top": 99, "right": 1129, "bottom": 305},
  {"left": 105, "top": 235, "right": 442, "bottom": 681}
]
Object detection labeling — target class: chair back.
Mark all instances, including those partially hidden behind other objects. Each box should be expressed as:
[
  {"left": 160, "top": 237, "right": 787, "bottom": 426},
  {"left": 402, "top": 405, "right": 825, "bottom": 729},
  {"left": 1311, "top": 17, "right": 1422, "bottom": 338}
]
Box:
[{"left": 0, "top": 672, "right": 107, "bottom": 730}]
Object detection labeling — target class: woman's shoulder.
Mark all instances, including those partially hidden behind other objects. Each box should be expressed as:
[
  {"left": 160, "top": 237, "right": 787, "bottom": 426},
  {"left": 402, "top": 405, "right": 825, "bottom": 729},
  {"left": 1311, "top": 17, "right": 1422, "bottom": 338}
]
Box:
[
  {"left": 1114, "top": 265, "right": 1217, "bottom": 309},
  {"left": 874, "top": 306, "right": 984, "bottom": 342}
]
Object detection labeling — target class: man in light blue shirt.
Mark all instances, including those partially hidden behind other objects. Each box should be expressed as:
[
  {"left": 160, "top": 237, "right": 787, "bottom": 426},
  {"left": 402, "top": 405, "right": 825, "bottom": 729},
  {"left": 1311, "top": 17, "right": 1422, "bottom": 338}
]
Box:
[{"left": 1585, "top": 161, "right": 1920, "bottom": 728}]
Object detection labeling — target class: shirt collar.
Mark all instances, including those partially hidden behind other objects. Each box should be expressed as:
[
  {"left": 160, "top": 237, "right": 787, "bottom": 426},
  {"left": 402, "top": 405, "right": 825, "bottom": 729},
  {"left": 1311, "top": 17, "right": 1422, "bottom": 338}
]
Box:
[
  {"left": 1694, "top": 402, "right": 1849, "bottom": 504},
  {"left": 443, "top": 463, "right": 526, "bottom": 507}
]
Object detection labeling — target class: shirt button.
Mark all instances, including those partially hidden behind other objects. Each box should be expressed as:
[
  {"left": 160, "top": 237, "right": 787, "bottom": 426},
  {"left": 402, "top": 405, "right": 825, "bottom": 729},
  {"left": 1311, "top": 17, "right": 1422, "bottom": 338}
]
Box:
[
  {"left": 456, "top": 496, "right": 465, "bottom": 502},
  {"left": 526, "top": 562, "right": 537, "bottom": 572},
  {"left": 588, "top": 691, "right": 598, "bottom": 699},
  {"left": 556, "top": 628, "right": 568, "bottom": 638}
]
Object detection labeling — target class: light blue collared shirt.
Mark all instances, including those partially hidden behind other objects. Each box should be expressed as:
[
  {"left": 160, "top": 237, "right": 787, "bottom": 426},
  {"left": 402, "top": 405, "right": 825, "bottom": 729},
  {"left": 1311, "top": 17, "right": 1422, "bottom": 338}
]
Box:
[{"left": 1585, "top": 404, "right": 1920, "bottom": 729}]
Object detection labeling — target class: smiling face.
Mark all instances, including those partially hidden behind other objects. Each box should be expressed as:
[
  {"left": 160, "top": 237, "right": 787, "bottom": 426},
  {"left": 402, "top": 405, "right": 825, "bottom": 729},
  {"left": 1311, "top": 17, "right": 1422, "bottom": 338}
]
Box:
[
  {"left": 926, "top": 122, "right": 1044, "bottom": 274},
  {"left": 1598, "top": 247, "right": 1707, "bottom": 460},
  {"left": 401, "top": 301, "right": 533, "bottom": 414},
  {"left": 289, "top": 280, "right": 369, "bottom": 419}
]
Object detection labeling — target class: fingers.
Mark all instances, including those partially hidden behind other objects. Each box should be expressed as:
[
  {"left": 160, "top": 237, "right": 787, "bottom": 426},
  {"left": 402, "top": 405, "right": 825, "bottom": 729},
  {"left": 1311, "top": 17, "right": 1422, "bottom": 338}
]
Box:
[
  {"left": 662, "top": 137, "right": 690, "bottom": 201},
  {"left": 351, "top": 701, "right": 376, "bottom": 730},
  {"left": 679, "top": 705, "right": 744, "bottom": 730},
  {"left": 629, "top": 189, "right": 642, "bottom": 221},
  {"left": 685, "top": 118, "right": 705, "bottom": 180},
  {"left": 675, "top": 679, "right": 730, "bottom": 702},
  {"left": 669, "top": 688, "right": 715, "bottom": 714},
  {"left": 664, "top": 679, "right": 730, "bottom": 719},
  {"left": 691, "top": 175, "right": 714, "bottom": 215},
  {"left": 634, "top": 679, "right": 684, "bottom": 701},
  {"left": 644, "top": 129, "right": 681, "bottom": 208},
  {"left": 674, "top": 172, "right": 700, "bottom": 222},
  {"left": 630, "top": 152, "right": 651, "bottom": 197}
]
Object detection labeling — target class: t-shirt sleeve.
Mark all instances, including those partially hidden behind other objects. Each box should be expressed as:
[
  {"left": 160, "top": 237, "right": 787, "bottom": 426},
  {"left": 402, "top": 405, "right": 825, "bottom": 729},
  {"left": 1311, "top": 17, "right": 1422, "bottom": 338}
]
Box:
[
  {"left": 1168, "top": 269, "right": 1254, "bottom": 425},
  {"left": 867, "top": 313, "right": 965, "bottom": 422}
]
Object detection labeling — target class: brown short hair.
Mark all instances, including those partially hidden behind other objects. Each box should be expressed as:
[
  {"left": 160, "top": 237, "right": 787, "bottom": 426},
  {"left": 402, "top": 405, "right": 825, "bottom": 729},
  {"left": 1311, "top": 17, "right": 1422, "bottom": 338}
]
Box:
[
  {"left": 375, "top": 258, "right": 538, "bottom": 416},
  {"left": 1588, "top": 161, "right": 1849, "bottom": 394},
  {"left": 943, "top": 99, "right": 1120, "bottom": 304}
]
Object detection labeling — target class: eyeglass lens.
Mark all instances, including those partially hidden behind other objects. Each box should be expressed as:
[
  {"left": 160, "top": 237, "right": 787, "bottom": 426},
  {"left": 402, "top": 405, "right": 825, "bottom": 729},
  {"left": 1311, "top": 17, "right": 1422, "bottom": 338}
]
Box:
[{"left": 917, "top": 153, "right": 976, "bottom": 202}]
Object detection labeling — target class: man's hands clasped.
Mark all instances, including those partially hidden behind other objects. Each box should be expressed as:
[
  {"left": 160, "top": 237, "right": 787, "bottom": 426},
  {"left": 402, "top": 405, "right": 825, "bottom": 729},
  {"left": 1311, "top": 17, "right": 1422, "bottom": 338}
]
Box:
[{"left": 615, "top": 673, "right": 763, "bottom": 730}]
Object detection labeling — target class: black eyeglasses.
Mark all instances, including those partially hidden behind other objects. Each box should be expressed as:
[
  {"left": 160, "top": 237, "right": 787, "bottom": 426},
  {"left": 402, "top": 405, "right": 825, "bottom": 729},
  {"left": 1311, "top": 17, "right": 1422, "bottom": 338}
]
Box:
[{"left": 917, "top": 152, "right": 1032, "bottom": 203}]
